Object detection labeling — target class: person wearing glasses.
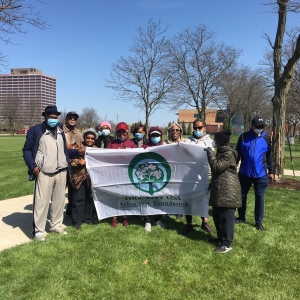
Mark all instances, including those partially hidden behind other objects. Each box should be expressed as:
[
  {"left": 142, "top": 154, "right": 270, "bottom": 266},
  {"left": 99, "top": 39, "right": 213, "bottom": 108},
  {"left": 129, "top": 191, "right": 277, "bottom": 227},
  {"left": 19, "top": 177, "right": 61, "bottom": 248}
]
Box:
[
  {"left": 164, "top": 122, "right": 184, "bottom": 219},
  {"left": 182, "top": 118, "right": 214, "bottom": 235},
  {"left": 63, "top": 111, "right": 83, "bottom": 217},
  {"left": 235, "top": 116, "right": 274, "bottom": 231}
]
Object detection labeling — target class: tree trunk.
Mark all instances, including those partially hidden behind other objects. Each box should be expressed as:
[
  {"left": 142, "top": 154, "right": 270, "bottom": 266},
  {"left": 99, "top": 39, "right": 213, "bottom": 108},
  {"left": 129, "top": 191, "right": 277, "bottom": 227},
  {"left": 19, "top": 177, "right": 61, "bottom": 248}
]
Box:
[{"left": 272, "top": 93, "right": 286, "bottom": 179}]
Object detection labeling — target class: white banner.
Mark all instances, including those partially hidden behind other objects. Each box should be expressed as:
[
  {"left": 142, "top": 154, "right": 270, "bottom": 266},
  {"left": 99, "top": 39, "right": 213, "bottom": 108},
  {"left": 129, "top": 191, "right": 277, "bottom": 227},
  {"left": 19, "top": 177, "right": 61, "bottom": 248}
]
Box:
[{"left": 86, "top": 143, "right": 209, "bottom": 220}]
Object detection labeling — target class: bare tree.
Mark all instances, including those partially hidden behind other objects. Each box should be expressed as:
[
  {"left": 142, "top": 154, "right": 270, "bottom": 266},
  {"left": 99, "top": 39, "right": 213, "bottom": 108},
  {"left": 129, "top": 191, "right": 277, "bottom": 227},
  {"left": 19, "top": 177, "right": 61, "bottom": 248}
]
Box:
[
  {"left": 0, "top": 0, "right": 48, "bottom": 68},
  {"left": 105, "top": 19, "right": 173, "bottom": 130},
  {"left": 28, "top": 98, "right": 41, "bottom": 127},
  {"left": 79, "top": 107, "right": 100, "bottom": 129},
  {"left": 2, "top": 94, "right": 20, "bottom": 135},
  {"left": 286, "top": 88, "right": 300, "bottom": 136},
  {"left": 262, "top": 0, "right": 300, "bottom": 178},
  {"left": 168, "top": 24, "right": 241, "bottom": 121}
]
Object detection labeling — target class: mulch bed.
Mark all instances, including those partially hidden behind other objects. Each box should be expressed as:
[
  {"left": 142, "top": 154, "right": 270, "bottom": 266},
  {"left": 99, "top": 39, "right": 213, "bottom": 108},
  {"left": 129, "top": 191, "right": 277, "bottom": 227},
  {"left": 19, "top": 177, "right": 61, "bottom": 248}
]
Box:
[{"left": 268, "top": 178, "right": 300, "bottom": 191}]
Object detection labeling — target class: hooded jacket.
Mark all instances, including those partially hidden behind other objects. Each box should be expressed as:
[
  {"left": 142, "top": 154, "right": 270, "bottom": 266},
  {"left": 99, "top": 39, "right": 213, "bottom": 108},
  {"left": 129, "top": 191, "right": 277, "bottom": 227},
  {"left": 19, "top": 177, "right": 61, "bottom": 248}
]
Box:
[
  {"left": 206, "top": 145, "right": 242, "bottom": 208},
  {"left": 106, "top": 122, "right": 136, "bottom": 149},
  {"left": 144, "top": 126, "right": 163, "bottom": 148}
]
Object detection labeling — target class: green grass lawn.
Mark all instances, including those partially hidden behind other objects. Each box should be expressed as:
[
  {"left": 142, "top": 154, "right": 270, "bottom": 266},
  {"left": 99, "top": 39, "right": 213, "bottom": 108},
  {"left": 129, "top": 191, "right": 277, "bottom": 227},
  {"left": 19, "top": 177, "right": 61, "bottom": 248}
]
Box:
[
  {"left": 0, "top": 136, "right": 34, "bottom": 200},
  {"left": 0, "top": 188, "right": 299, "bottom": 299}
]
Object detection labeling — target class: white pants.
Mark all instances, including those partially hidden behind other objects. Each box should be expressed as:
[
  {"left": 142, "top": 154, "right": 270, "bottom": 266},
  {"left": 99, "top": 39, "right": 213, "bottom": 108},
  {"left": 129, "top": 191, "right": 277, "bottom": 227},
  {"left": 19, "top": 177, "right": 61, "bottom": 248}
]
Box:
[{"left": 32, "top": 170, "right": 67, "bottom": 237}]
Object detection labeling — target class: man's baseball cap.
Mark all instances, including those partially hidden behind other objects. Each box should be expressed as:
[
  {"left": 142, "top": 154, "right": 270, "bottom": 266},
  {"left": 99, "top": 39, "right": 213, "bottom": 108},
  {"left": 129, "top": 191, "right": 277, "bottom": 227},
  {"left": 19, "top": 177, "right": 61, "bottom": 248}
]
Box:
[
  {"left": 66, "top": 111, "right": 79, "bottom": 119},
  {"left": 251, "top": 116, "right": 265, "bottom": 127}
]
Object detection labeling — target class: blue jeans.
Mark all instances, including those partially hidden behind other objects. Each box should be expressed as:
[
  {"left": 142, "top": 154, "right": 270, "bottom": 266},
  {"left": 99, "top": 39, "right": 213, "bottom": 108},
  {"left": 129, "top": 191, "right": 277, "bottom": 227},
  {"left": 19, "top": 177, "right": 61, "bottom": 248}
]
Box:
[{"left": 237, "top": 174, "right": 269, "bottom": 224}]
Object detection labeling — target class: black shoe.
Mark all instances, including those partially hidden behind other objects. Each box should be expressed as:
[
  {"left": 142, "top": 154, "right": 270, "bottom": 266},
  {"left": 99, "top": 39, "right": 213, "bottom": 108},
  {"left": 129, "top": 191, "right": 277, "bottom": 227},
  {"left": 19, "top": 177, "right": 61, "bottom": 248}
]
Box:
[
  {"left": 201, "top": 222, "right": 212, "bottom": 233},
  {"left": 181, "top": 225, "right": 194, "bottom": 236},
  {"left": 255, "top": 223, "right": 266, "bottom": 231},
  {"left": 74, "top": 224, "right": 81, "bottom": 230},
  {"left": 235, "top": 218, "right": 245, "bottom": 224},
  {"left": 84, "top": 221, "right": 93, "bottom": 225}
]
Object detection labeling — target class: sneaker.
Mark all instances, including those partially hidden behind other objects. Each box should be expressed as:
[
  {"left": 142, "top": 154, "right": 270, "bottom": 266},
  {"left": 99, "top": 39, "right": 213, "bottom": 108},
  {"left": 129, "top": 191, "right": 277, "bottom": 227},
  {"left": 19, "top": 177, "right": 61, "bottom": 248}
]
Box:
[
  {"left": 201, "top": 222, "right": 212, "bottom": 233},
  {"left": 34, "top": 235, "right": 45, "bottom": 242},
  {"left": 214, "top": 245, "right": 232, "bottom": 253},
  {"left": 122, "top": 220, "right": 130, "bottom": 227},
  {"left": 235, "top": 218, "right": 246, "bottom": 224},
  {"left": 155, "top": 220, "right": 165, "bottom": 228},
  {"left": 144, "top": 222, "right": 152, "bottom": 232},
  {"left": 181, "top": 225, "right": 194, "bottom": 236},
  {"left": 50, "top": 228, "right": 67, "bottom": 235},
  {"left": 74, "top": 224, "right": 81, "bottom": 230},
  {"left": 111, "top": 219, "right": 118, "bottom": 228},
  {"left": 255, "top": 223, "right": 266, "bottom": 231}
]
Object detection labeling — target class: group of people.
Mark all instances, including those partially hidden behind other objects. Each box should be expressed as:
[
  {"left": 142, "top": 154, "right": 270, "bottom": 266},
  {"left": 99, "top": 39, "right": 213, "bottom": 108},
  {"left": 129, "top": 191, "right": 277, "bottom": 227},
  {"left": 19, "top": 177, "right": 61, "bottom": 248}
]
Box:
[{"left": 23, "top": 105, "right": 274, "bottom": 254}]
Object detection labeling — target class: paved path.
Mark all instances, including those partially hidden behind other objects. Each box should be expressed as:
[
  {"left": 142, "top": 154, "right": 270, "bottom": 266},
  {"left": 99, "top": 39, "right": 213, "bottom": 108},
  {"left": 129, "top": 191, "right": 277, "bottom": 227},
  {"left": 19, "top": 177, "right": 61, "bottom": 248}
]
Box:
[{"left": 0, "top": 170, "right": 299, "bottom": 252}]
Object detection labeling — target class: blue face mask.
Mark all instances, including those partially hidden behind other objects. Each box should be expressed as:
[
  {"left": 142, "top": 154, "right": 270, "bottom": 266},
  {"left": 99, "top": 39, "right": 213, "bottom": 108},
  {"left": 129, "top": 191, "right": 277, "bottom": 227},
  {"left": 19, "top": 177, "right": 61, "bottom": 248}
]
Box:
[
  {"left": 151, "top": 137, "right": 161, "bottom": 145},
  {"left": 98, "top": 131, "right": 102, "bottom": 136},
  {"left": 118, "top": 137, "right": 126, "bottom": 142},
  {"left": 47, "top": 118, "right": 58, "bottom": 128},
  {"left": 193, "top": 130, "right": 203, "bottom": 138},
  {"left": 135, "top": 133, "right": 144, "bottom": 140},
  {"left": 102, "top": 129, "right": 110, "bottom": 136}
]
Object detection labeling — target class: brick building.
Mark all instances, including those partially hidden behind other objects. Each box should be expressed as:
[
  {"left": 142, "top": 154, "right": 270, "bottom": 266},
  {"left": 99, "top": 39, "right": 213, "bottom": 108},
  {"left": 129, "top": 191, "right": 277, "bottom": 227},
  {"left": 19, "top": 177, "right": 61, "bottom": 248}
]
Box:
[{"left": 0, "top": 68, "right": 56, "bottom": 128}]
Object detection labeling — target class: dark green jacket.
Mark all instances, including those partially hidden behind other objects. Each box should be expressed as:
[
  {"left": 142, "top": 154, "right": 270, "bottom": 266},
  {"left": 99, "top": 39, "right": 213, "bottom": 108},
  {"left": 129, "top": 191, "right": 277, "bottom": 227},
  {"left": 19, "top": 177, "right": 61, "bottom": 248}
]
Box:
[{"left": 207, "top": 145, "right": 242, "bottom": 208}]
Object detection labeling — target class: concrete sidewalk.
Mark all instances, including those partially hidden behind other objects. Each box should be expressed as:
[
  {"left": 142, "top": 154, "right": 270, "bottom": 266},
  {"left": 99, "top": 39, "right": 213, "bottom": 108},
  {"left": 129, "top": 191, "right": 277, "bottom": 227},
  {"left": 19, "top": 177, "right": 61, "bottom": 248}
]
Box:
[
  {"left": 0, "top": 194, "right": 70, "bottom": 252},
  {"left": 0, "top": 170, "right": 299, "bottom": 252}
]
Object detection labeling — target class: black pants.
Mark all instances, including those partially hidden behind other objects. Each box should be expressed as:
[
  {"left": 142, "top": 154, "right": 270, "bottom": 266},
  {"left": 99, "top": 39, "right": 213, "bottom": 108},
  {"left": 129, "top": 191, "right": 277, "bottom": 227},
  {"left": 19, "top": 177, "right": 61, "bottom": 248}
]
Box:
[
  {"left": 144, "top": 215, "right": 161, "bottom": 223},
  {"left": 66, "top": 176, "right": 73, "bottom": 215},
  {"left": 72, "top": 180, "right": 93, "bottom": 226},
  {"left": 212, "top": 207, "right": 235, "bottom": 247}
]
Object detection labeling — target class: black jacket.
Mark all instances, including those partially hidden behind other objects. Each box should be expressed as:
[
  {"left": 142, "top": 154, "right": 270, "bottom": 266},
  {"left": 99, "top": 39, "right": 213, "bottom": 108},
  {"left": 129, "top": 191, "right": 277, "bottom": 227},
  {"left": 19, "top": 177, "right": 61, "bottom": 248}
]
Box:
[{"left": 206, "top": 145, "right": 242, "bottom": 208}]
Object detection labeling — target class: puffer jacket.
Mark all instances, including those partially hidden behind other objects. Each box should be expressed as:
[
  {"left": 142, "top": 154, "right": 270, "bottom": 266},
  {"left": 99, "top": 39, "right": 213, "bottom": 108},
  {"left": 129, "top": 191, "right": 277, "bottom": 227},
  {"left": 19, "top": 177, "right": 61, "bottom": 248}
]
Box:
[{"left": 206, "top": 145, "right": 242, "bottom": 208}]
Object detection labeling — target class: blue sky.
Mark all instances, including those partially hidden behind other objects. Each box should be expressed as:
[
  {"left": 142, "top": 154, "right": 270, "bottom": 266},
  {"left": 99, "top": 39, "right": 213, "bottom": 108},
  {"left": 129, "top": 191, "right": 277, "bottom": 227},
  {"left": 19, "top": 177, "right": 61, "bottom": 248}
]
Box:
[{"left": 1, "top": 0, "right": 299, "bottom": 127}]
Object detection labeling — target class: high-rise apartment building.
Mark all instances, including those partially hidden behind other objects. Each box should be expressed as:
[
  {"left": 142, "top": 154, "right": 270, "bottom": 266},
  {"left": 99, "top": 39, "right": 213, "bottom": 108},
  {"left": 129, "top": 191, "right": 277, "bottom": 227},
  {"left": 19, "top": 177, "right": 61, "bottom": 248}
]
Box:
[{"left": 0, "top": 68, "right": 56, "bottom": 127}]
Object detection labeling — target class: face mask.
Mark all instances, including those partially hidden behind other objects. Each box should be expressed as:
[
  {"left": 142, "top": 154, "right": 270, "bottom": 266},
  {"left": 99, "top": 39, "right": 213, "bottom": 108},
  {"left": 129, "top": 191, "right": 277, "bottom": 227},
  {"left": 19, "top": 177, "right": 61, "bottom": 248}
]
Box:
[
  {"left": 212, "top": 141, "right": 216, "bottom": 148},
  {"left": 193, "top": 130, "right": 203, "bottom": 138},
  {"left": 254, "top": 128, "right": 263, "bottom": 134},
  {"left": 118, "top": 137, "right": 126, "bottom": 142},
  {"left": 102, "top": 129, "right": 110, "bottom": 136},
  {"left": 151, "top": 137, "right": 161, "bottom": 144},
  {"left": 135, "top": 133, "right": 143, "bottom": 140},
  {"left": 47, "top": 118, "right": 58, "bottom": 127},
  {"left": 98, "top": 131, "right": 102, "bottom": 136}
]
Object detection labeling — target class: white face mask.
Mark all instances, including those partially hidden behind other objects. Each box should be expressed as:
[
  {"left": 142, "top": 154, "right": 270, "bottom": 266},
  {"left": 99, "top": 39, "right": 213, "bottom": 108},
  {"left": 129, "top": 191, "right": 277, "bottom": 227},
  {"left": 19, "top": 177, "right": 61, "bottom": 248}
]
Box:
[{"left": 254, "top": 128, "right": 263, "bottom": 134}]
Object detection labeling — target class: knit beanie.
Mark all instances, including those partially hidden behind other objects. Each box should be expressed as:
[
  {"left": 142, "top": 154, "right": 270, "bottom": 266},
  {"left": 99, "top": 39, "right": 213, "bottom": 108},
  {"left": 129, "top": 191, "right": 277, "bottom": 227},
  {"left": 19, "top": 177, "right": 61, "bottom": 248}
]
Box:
[
  {"left": 99, "top": 121, "right": 112, "bottom": 130},
  {"left": 214, "top": 130, "right": 231, "bottom": 145},
  {"left": 83, "top": 128, "right": 97, "bottom": 139}
]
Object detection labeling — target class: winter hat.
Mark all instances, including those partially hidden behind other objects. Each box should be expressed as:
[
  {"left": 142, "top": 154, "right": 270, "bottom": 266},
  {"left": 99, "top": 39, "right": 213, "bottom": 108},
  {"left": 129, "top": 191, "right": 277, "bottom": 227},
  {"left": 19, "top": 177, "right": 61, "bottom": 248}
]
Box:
[
  {"left": 99, "top": 121, "right": 112, "bottom": 130},
  {"left": 116, "top": 122, "right": 129, "bottom": 132},
  {"left": 214, "top": 129, "right": 231, "bottom": 145},
  {"left": 66, "top": 111, "right": 79, "bottom": 119},
  {"left": 83, "top": 128, "right": 97, "bottom": 139}
]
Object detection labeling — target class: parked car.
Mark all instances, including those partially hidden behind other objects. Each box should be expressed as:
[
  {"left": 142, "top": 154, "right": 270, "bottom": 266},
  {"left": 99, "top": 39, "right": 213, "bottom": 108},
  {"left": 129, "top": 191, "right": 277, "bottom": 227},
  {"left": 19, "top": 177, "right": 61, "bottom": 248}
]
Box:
[{"left": 16, "top": 129, "right": 27, "bottom": 135}]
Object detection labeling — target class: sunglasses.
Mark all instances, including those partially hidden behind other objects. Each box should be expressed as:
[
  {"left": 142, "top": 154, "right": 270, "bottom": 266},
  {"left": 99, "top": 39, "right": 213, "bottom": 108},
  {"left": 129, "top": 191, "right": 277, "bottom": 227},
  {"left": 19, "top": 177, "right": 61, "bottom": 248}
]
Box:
[
  {"left": 255, "top": 125, "right": 265, "bottom": 129},
  {"left": 170, "top": 129, "right": 180, "bottom": 132},
  {"left": 193, "top": 126, "right": 204, "bottom": 130},
  {"left": 68, "top": 117, "right": 77, "bottom": 120}
]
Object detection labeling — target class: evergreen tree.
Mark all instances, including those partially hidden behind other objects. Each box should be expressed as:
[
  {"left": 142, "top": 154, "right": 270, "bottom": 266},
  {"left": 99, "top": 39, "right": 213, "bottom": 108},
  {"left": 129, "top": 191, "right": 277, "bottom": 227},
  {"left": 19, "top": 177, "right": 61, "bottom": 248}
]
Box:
[
  {"left": 181, "top": 121, "right": 187, "bottom": 135},
  {"left": 222, "top": 117, "right": 232, "bottom": 133},
  {"left": 187, "top": 122, "right": 192, "bottom": 135}
]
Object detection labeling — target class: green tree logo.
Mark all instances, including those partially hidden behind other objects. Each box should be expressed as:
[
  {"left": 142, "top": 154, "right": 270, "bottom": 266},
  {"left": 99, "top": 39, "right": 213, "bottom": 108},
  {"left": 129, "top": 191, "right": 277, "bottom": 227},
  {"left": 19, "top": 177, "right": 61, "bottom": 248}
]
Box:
[{"left": 128, "top": 153, "right": 171, "bottom": 195}]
